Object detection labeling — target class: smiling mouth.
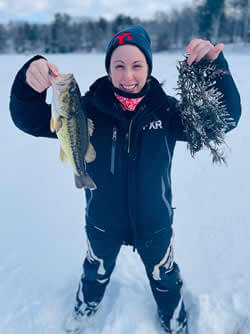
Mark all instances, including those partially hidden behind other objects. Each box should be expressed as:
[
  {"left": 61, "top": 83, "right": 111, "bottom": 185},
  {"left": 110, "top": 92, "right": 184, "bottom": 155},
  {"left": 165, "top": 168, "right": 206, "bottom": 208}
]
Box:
[{"left": 121, "top": 84, "right": 137, "bottom": 91}]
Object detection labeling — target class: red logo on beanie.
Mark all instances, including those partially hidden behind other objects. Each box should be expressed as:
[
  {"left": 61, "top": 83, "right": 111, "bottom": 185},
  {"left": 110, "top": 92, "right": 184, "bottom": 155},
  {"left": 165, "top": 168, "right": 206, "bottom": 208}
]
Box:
[{"left": 113, "top": 32, "right": 133, "bottom": 45}]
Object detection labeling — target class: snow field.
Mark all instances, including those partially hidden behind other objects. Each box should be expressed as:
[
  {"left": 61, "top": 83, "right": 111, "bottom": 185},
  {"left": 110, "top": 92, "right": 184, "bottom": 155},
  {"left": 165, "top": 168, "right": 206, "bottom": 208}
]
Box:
[{"left": 0, "top": 50, "right": 249, "bottom": 333}]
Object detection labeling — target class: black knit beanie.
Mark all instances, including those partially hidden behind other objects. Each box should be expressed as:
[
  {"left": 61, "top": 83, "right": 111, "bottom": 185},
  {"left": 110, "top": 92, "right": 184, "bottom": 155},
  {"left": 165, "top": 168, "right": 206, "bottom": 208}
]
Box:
[{"left": 105, "top": 25, "right": 152, "bottom": 75}]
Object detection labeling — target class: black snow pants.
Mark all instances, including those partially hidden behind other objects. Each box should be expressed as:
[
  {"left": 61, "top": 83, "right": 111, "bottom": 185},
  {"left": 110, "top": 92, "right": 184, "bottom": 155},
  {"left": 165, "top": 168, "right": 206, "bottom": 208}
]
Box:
[{"left": 74, "top": 221, "right": 186, "bottom": 325}]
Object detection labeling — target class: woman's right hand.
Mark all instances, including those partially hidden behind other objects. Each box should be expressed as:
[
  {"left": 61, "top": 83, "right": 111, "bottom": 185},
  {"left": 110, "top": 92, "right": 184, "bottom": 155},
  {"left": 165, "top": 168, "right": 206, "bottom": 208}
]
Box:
[{"left": 26, "top": 59, "right": 59, "bottom": 93}]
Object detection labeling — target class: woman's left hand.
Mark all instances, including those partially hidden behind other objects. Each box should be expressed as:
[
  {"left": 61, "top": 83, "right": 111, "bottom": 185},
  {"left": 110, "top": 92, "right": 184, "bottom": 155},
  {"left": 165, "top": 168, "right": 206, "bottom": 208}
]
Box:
[{"left": 185, "top": 39, "right": 224, "bottom": 66}]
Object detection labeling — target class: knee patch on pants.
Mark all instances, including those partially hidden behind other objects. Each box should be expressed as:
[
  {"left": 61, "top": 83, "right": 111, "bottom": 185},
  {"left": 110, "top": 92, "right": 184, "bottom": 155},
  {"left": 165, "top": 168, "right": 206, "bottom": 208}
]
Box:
[
  {"left": 149, "top": 263, "right": 184, "bottom": 321},
  {"left": 150, "top": 262, "right": 183, "bottom": 292}
]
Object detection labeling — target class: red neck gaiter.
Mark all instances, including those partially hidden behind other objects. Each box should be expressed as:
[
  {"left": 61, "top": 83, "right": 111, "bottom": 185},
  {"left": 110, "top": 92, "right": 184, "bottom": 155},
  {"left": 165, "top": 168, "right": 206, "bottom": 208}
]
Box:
[{"left": 114, "top": 92, "right": 144, "bottom": 111}]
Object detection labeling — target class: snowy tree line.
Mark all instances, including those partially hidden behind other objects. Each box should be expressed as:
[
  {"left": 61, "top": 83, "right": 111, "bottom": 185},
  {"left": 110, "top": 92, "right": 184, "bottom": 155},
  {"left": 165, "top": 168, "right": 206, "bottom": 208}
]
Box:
[{"left": 0, "top": 0, "right": 249, "bottom": 54}]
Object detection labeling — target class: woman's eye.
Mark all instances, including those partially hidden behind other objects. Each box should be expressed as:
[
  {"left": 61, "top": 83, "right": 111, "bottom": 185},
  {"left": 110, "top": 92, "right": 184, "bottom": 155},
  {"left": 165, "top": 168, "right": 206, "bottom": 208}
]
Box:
[{"left": 115, "top": 65, "right": 124, "bottom": 69}]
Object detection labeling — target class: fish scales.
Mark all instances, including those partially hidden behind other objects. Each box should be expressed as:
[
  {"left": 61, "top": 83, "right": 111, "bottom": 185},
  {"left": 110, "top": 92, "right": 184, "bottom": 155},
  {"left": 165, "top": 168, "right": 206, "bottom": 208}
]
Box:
[{"left": 66, "top": 96, "right": 87, "bottom": 174}]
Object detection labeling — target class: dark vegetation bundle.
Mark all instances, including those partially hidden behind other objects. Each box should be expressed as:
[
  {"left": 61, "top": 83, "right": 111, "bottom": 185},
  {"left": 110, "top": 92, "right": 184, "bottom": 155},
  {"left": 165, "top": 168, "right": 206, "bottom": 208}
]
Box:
[{"left": 176, "top": 56, "right": 235, "bottom": 164}]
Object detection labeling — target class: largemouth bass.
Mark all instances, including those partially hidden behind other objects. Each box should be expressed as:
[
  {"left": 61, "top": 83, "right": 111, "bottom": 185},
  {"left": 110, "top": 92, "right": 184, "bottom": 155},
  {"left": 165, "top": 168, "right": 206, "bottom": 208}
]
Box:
[{"left": 50, "top": 73, "right": 96, "bottom": 190}]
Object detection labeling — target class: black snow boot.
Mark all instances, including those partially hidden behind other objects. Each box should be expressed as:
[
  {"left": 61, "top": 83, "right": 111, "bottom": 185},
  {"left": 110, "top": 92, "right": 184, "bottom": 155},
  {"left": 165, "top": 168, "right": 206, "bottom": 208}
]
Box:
[
  {"left": 158, "top": 304, "right": 189, "bottom": 334},
  {"left": 64, "top": 304, "right": 98, "bottom": 333}
]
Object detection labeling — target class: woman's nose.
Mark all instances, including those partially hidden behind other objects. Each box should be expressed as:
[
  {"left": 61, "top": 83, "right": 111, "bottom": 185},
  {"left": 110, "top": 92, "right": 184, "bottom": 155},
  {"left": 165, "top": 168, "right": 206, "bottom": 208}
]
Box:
[{"left": 123, "top": 68, "right": 133, "bottom": 81}]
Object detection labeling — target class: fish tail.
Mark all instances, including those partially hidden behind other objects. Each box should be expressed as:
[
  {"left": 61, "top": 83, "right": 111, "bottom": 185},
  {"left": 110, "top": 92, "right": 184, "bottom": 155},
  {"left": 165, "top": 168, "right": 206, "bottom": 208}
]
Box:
[{"left": 74, "top": 173, "right": 97, "bottom": 190}]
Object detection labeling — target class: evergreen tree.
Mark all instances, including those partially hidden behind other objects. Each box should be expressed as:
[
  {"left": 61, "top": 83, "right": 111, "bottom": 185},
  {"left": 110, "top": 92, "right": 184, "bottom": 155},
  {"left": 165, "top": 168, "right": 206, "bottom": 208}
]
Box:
[
  {"left": 0, "top": 24, "right": 8, "bottom": 52},
  {"left": 2, "top": 2, "right": 249, "bottom": 54},
  {"left": 152, "top": 12, "right": 171, "bottom": 51},
  {"left": 85, "top": 17, "right": 111, "bottom": 51},
  {"left": 197, "top": 0, "right": 225, "bottom": 41},
  {"left": 12, "top": 23, "right": 27, "bottom": 53},
  {"left": 112, "top": 14, "right": 136, "bottom": 34},
  {"left": 49, "top": 13, "right": 74, "bottom": 53},
  {"left": 230, "top": 0, "right": 250, "bottom": 42}
]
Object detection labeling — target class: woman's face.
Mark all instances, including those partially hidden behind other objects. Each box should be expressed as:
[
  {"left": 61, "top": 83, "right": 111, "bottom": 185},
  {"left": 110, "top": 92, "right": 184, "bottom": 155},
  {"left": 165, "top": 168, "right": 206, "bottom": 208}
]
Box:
[{"left": 109, "top": 44, "right": 148, "bottom": 94}]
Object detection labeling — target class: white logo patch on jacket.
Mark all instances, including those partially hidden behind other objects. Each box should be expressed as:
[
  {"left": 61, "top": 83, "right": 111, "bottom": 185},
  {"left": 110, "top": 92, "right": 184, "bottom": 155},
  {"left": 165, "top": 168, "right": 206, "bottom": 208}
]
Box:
[{"left": 143, "top": 120, "right": 163, "bottom": 131}]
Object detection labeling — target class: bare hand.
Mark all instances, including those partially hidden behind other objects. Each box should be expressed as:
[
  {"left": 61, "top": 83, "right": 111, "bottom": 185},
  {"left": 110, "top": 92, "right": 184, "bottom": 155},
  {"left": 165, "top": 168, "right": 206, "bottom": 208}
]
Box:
[
  {"left": 186, "top": 39, "right": 224, "bottom": 66},
  {"left": 26, "top": 59, "right": 59, "bottom": 93}
]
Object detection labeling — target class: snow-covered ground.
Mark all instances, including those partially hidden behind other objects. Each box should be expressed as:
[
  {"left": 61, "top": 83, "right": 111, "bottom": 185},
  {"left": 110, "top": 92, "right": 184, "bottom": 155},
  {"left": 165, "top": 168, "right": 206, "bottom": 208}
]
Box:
[{"left": 1, "top": 49, "right": 249, "bottom": 334}]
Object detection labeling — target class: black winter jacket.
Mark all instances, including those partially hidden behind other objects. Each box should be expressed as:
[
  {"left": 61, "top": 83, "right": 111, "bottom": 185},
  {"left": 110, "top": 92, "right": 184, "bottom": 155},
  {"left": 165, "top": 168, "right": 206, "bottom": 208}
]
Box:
[{"left": 10, "top": 54, "right": 241, "bottom": 247}]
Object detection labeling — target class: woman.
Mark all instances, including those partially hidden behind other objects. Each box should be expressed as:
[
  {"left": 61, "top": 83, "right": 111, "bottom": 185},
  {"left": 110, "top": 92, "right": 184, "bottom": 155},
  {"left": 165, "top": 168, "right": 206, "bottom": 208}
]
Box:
[{"left": 10, "top": 25, "right": 241, "bottom": 333}]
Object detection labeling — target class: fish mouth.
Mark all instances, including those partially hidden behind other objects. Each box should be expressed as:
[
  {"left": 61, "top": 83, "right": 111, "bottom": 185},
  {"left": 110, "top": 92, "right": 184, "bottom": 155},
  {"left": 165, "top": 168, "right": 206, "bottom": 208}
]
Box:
[
  {"left": 56, "top": 73, "right": 74, "bottom": 84},
  {"left": 52, "top": 73, "right": 74, "bottom": 91}
]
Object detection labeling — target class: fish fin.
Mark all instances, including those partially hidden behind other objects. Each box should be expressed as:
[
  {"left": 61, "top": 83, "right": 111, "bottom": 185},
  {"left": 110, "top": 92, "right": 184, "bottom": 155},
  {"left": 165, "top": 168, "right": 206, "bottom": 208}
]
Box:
[
  {"left": 50, "top": 118, "right": 55, "bottom": 132},
  {"left": 85, "top": 143, "right": 96, "bottom": 163},
  {"left": 74, "top": 173, "right": 97, "bottom": 190},
  {"left": 88, "top": 118, "right": 95, "bottom": 137},
  {"left": 60, "top": 146, "right": 68, "bottom": 163},
  {"left": 55, "top": 118, "right": 63, "bottom": 132}
]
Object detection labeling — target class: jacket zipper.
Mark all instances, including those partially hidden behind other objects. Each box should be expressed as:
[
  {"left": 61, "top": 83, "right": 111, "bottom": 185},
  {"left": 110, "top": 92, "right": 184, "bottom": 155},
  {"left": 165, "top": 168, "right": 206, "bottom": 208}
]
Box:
[
  {"left": 127, "top": 119, "right": 134, "bottom": 153},
  {"left": 110, "top": 127, "right": 117, "bottom": 174}
]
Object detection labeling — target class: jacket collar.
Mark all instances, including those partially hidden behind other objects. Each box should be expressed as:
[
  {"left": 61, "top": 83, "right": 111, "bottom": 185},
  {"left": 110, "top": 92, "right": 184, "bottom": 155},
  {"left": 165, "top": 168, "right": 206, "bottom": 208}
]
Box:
[{"left": 84, "top": 75, "right": 168, "bottom": 123}]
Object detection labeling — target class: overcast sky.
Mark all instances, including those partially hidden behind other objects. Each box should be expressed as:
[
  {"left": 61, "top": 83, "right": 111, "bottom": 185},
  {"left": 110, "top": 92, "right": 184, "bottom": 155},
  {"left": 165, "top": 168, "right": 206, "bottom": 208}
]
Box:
[{"left": 0, "top": 0, "right": 193, "bottom": 23}]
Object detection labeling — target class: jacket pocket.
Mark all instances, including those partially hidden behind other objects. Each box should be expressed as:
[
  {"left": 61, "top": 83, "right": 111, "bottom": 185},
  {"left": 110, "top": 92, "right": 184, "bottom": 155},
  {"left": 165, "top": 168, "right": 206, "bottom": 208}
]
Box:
[{"left": 85, "top": 214, "right": 110, "bottom": 233}]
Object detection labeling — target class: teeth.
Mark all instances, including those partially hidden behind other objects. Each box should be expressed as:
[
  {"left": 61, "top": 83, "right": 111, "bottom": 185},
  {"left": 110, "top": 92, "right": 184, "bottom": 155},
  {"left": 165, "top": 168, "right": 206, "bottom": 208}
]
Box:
[{"left": 123, "top": 84, "right": 136, "bottom": 90}]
